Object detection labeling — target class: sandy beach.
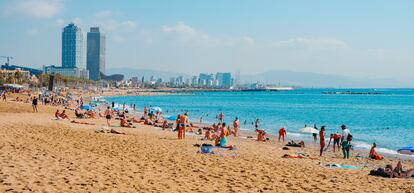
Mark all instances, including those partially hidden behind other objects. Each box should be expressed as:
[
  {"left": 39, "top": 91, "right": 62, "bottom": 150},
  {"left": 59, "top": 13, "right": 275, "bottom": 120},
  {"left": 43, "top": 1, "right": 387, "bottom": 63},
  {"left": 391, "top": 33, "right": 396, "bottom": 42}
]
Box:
[{"left": 0, "top": 96, "right": 413, "bottom": 192}]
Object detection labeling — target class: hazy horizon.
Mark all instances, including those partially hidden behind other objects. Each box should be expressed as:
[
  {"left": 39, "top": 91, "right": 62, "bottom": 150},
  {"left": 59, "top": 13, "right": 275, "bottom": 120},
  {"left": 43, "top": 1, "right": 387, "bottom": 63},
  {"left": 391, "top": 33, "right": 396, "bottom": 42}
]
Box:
[{"left": 1, "top": 0, "right": 414, "bottom": 85}]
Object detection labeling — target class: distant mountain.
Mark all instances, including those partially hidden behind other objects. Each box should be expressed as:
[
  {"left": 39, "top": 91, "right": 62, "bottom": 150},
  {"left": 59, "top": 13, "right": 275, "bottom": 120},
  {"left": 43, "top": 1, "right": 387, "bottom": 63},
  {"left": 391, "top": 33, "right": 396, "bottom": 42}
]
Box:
[
  {"left": 241, "top": 70, "right": 406, "bottom": 88},
  {"left": 107, "top": 68, "right": 191, "bottom": 81}
]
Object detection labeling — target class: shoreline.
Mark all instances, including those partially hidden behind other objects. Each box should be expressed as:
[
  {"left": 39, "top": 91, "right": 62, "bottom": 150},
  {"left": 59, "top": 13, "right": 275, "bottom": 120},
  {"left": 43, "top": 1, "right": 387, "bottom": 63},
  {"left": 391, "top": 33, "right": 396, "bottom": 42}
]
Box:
[{"left": 103, "top": 96, "right": 413, "bottom": 161}]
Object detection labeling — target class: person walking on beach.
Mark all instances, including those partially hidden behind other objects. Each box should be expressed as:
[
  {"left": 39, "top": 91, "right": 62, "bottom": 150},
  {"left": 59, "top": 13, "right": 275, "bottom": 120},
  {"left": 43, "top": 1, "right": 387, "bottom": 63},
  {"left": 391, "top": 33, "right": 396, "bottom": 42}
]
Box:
[
  {"left": 233, "top": 117, "right": 240, "bottom": 137},
  {"left": 104, "top": 107, "right": 113, "bottom": 127},
  {"left": 319, "top": 126, "right": 326, "bottom": 156},
  {"left": 340, "top": 125, "right": 352, "bottom": 159},
  {"left": 278, "top": 127, "right": 287, "bottom": 142},
  {"left": 32, "top": 97, "right": 38, "bottom": 113}
]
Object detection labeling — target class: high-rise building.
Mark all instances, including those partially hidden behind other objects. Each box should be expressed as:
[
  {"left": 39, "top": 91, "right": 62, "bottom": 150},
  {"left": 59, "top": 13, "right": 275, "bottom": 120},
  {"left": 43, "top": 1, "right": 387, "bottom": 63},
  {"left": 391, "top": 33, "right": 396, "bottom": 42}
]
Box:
[
  {"left": 216, "top": 72, "right": 232, "bottom": 88},
  {"left": 62, "top": 23, "right": 83, "bottom": 68},
  {"left": 222, "top": 72, "right": 232, "bottom": 88},
  {"left": 87, "top": 27, "right": 106, "bottom": 80}
]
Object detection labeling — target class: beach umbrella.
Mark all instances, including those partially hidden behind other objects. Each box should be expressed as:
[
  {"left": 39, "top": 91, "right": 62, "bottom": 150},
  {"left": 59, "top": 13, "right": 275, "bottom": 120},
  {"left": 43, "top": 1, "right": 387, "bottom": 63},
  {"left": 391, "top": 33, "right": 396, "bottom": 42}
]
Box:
[
  {"left": 150, "top": 107, "right": 162, "bottom": 113},
  {"left": 90, "top": 101, "right": 98, "bottom": 107},
  {"left": 299, "top": 127, "right": 319, "bottom": 134},
  {"left": 397, "top": 145, "right": 414, "bottom": 155},
  {"left": 80, "top": 105, "right": 94, "bottom": 111},
  {"left": 167, "top": 115, "right": 178, "bottom": 121}
]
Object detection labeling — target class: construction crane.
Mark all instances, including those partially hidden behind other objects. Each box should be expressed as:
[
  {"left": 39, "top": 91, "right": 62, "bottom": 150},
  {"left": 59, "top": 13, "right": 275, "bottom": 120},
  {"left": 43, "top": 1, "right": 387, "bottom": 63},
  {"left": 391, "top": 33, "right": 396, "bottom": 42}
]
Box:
[{"left": 0, "top": 56, "right": 14, "bottom": 66}]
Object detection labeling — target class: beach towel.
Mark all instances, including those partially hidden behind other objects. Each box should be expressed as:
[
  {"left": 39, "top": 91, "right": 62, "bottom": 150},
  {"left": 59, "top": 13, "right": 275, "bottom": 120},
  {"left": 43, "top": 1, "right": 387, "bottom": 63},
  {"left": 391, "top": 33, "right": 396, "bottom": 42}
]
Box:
[
  {"left": 198, "top": 144, "right": 239, "bottom": 157},
  {"left": 321, "top": 163, "right": 360, "bottom": 169}
]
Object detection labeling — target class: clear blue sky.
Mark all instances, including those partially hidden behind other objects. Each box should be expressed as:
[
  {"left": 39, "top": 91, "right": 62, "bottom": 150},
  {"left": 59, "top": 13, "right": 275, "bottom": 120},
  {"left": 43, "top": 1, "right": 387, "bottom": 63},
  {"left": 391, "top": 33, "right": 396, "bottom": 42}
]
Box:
[{"left": 1, "top": 0, "right": 413, "bottom": 83}]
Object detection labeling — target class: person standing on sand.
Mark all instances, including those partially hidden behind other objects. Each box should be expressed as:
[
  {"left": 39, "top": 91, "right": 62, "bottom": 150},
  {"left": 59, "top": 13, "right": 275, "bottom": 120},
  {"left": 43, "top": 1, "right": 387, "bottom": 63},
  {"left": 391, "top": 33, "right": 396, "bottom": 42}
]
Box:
[
  {"left": 332, "top": 132, "right": 341, "bottom": 152},
  {"left": 233, "top": 117, "right": 240, "bottom": 137},
  {"left": 1, "top": 91, "right": 6, "bottom": 101},
  {"left": 319, "top": 126, "right": 326, "bottom": 156},
  {"left": 104, "top": 107, "right": 113, "bottom": 127},
  {"left": 278, "top": 127, "right": 287, "bottom": 142},
  {"left": 32, "top": 97, "right": 38, "bottom": 113},
  {"left": 178, "top": 113, "right": 189, "bottom": 139},
  {"left": 340, "top": 125, "right": 352, "bottom": 159},
  {"left": 313, "top": 124, "right": 318, "bottom": 142}
]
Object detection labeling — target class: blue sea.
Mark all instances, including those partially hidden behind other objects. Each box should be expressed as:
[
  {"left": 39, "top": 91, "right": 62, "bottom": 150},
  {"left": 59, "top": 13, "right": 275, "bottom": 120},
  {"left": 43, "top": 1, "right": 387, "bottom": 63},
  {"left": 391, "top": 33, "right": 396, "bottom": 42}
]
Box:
[{"left": 104, "top": 88, "right": 414, "bottom": 155}]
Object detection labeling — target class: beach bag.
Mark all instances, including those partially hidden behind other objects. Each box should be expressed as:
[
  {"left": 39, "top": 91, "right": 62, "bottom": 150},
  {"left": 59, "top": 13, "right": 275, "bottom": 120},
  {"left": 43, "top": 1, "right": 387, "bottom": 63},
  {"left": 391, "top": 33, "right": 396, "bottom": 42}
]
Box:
[{"left": 201, "top": 144, "right": 213, "bottom": 154}]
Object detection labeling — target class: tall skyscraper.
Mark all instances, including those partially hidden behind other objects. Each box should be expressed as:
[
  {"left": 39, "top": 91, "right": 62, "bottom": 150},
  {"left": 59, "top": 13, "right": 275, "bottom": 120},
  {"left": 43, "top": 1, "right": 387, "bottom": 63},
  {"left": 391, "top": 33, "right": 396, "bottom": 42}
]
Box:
[
  {"left": 62, "top": 23, "right": 83, "bottom": 68},
  {"left": 87, "top": 27, "right": 106, "bottom": 80}
]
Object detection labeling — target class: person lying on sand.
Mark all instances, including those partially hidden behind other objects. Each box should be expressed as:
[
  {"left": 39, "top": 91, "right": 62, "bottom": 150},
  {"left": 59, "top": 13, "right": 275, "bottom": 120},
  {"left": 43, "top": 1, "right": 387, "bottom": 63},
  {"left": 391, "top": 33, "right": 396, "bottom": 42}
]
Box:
[
  {"left": 71, "top": 120, "right": 95, "bottom": 125},
  {"left": 286, "top": 140, "right": 305, "bottom": 149},
  {"left": 95, "top": 127, "right": 125, "bottom": 135},
  {"left": 86, "top": 110, "right": 97, "bottom": 118},
  {"left": 120, "top": 118, "right": 135, "bottom": 128},
  {"left": 369, "top": 143, "right": 383, "bottom": 160},
  {"left": 144, "top": 118, "right": 154, "bottom": 125},
  {"left": 370, "top": 161, "right": 414, "bottom": 178}
]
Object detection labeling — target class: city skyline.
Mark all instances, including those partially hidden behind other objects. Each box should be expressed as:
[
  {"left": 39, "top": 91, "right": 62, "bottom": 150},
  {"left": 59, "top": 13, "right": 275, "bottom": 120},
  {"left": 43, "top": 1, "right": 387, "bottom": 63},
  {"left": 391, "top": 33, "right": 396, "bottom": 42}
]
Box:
[{"left": 1, "top": 0, "right": 414, "bottom": 85}]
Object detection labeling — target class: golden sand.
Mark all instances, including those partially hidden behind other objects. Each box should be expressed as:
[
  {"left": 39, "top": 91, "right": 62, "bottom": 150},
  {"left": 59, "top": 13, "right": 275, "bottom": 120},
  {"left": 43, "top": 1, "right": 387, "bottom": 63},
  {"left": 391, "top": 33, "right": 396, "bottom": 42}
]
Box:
[{"left": 0, "top": 101, "right": 413, "bottom": 192}]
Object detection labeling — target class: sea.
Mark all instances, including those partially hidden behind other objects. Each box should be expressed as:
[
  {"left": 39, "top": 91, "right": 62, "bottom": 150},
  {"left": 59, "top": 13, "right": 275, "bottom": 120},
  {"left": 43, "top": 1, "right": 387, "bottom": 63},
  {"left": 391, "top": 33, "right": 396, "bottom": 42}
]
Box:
[{"left": 104, "top": 88, "right": 414, "bottom": 156}]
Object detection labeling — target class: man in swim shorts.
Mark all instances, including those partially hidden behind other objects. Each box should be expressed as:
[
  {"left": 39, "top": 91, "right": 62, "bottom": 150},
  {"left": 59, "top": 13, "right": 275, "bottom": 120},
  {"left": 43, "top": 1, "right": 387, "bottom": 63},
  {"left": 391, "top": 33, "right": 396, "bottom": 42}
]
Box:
[
  {"left": 104, "top": 106, "right": 113, "bottom": 127},
  {"left": 332, "top": 132, "right": 341, "bottom": 152}
]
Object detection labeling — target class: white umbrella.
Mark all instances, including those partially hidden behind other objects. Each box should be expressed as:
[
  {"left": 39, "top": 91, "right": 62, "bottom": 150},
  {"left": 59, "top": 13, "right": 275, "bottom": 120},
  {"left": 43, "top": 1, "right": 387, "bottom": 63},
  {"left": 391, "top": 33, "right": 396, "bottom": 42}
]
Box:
[
  {"left": 299, "top": 127, "right": 319, "bottom": 134},
  {"left": 150, "top": 107, "right": 162, "bottom": 113}
]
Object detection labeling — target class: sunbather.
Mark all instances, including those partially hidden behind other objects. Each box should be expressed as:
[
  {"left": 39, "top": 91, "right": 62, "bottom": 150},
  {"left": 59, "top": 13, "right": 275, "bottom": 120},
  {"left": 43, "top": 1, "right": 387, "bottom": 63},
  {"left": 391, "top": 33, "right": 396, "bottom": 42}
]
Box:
[
  {"left": 370, "top": 161, "right": 414, "bottom": 178},
  {"left": 59, "top": 110, "right": 70, "bottom": 120},
  {"left": 369, "top": 143, "right": 383, "bottom": 160}
]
